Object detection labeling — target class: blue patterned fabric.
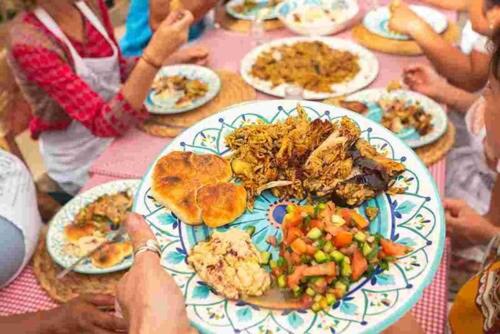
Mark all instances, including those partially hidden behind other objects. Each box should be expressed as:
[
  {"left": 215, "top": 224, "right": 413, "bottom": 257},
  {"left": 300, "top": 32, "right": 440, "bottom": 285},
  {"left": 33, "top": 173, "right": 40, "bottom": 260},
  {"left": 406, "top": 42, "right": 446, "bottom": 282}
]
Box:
[{"left": 120, "top": 0, "right": 206, "bottom": 57}]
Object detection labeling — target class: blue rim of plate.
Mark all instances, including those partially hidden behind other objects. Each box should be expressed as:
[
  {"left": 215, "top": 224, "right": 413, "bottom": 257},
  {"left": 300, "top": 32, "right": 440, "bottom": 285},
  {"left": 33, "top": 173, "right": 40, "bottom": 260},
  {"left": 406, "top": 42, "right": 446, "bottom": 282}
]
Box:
[
  {"left": 145, "top": 65, "right": 221, "bottom": 115},
  {"left": 133, "top": 100, "right": 445, "bottom": 334},
  {"left": 46, "top": 179, "right": 140, "bottom": 275},
  {"left": 345, "top": 89, "right": 448, "bottom": 148},
  {"left": 363, "top": 5, "right": 448, "bottom": 41},
  {"left": 226, "top": 0, "right": 280, "bottom": 21}
]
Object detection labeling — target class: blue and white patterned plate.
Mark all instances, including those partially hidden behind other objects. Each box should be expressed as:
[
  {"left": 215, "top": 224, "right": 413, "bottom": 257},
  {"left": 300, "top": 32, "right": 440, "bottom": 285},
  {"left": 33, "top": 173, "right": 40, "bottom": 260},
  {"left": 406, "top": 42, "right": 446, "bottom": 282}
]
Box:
[
  {"left": 345, "top": 89, "right": 448, "bottom": 148},
  {"left": 241, "top": 37, "right": 379, "bottom": 99},
  {"left": 226, "top": 0, "right": 281, "bottom": 21},
  {"left": 363, "top": 5, "right": 448, "bottom": 41},
  {"left": 277, "top": 0, "right": 360, "bottom": 36},
  {"left": 146, "top": 65, "right": 221, "bottom": 115},
  {"left": 133, "top": 100, "right": 445, "bottom": 334},
  {"left": 47, "top": 179, "right": 140, "bottom": 275}
]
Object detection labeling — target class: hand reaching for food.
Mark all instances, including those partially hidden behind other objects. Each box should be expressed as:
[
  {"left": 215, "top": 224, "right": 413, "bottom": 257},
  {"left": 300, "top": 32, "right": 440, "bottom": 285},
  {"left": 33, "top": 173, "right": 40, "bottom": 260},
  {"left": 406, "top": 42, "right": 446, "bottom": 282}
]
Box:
[
  {"left": 444, "top": 198, "right": 500, "bottom": 249},
  {"left": 117, "top": 213, "right": 196, "bottom": 334},
  {"left": 402, "top": 64, "right": 449, "bottom": 102},
  {"left": 388, "top": 1, "right": 427, "bottom": 36}
]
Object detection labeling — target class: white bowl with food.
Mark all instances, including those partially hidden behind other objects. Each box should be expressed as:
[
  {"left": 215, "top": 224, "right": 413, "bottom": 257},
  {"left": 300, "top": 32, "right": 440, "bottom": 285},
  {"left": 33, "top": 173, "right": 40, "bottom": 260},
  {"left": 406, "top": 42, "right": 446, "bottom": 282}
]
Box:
[{"left": 276, "top": 0, "right": 360, "bottom": 36}]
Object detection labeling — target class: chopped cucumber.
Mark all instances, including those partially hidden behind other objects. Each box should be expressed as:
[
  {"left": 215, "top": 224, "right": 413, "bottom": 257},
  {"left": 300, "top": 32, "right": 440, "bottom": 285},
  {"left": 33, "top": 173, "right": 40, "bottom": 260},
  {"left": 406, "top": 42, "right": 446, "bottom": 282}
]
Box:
[
  {"left": 244, "top": 226, "right": 256, "bottom": 236},
  {"left": 286, "top": 205, "right": 295, "bottom": 213},
  {"left": 341, "top": 260, "right": 352, "bottom": 278},
  {"left": 314, "top": 294, "right": 323, "bottom": 303},
  {"left": 259, "top": 251, "right": 271, "bottom": 265},
  {"left": 276, "top": 257, "right": 286, "bottom": 267},
  {"left": 325, "top": 293, "right": 336, "bottom": 306},
  {"left": 313, "top": 206, "right": 321, "bottom": 218},
  {"left": 362, "top": 243, "right": 373, "bottom": 257},
  {"left": 367, "top": 246, "right": 379, "bottom": 261},
  {"left": 301, "top": 255, "right": 311, "bottom": 264},
  {"left": 319, "top": 298, "right": 329, "bottom": 310},
  {"left": 306, "top": 287, "right": 316, "bottom": 296},
  {"left": 354, "top": 231, "right": 366, "bottom": 242},
  {"left": 307, "top": 227, "right": 322, "bottom": 240},
  {"left": 323, "top": 240, "right": 334, "bottom": 253},
  {"left": 329, "top": 250, "right": 345, "bottom": 263},
  {"left": 311, "top": 302, "right": 321, "bottom": 312},
  {"left": 314, "top": 250, "right": 328, "bottom": 263},
  {"left": 318, "top": 203, "right": 326, "bottom": 210},
  {"left": 334, "top": 281, "right": 348, "bottom": 297},
  {"left": 277, "top": 275, "right": 287, "bottom": 288},
  {"left": 269, "top": 260, "right": 278, "bottom": 269}
]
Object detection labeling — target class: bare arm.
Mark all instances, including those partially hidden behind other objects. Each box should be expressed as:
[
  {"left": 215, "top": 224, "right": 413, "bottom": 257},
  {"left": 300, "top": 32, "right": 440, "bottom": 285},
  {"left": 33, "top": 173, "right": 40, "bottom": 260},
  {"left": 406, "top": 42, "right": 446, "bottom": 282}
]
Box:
[
  {"left": 150, "top": 0, "right": 171, "bottom": 32},
  {"left": 383, "top": 312, "right": 425, "bottom": 334},
  {"left": 150, "top": 0, "right": 218, "bottom": 31},
  {"left": 469, "top": 0, "right": 491, "bottom": 35},
  {"left": 486, "top": 177, "right": 500, "bottom": 226},
  {"left": 434, "top": 83, "right": 479, "bottom": 113},
  {"left": 0, "top": 312, "right": 51, "bottom": 334},
  {"left": 180, "top": 0, "right": 219, "bottom": 22},
  {"left": 410, "top": 22, "right": 491, "bottom": 91},
  {"left": 420, "top": 0, "right": 469, "bottom": 11}
]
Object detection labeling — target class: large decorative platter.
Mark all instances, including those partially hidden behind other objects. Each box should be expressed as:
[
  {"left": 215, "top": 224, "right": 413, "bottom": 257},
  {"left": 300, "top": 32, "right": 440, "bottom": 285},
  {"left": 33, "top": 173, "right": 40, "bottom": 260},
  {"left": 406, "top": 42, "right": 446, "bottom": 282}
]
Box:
[
  {"left": 145, "top": 65, "right": 221, "bottom": 115},
  {"left": 240, "top": 37, "right": 379, "bottom": 99},
  {"left": 134, "top": 100, "right": 444, "bottom": 333},
  {"left": 345, "top": 89, "right": 448, "bottom": 148},
  {"left": 47, "top": 179, "right": 139, "bottom": 274},
  {"left": 363, "top": 5, "right": 448, "bottom": 41}
]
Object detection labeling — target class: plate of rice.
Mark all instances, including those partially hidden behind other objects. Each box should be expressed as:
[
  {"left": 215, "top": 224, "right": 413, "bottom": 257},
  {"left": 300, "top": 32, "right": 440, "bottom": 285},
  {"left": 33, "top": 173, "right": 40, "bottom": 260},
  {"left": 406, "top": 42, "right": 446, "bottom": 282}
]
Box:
[
  {"left": 133, "top": 100, "right": 444, "bottom": 334},
  {"left": 240, "top": 37, "right": 379, "bottom": 99}
]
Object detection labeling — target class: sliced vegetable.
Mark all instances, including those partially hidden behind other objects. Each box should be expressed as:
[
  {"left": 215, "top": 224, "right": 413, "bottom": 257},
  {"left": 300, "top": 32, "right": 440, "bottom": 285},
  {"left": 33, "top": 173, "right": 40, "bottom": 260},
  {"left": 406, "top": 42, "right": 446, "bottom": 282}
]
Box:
[
  {"left": 260, "top": 251, "right": 271, "bottom": 265},
  {"left": 354, "top": 231, "right": 366, "bottom": 242},
  {"left": 341, "top": 259, "right": 352, "bottom": 278},
  {"left": 351, "top": 211, "right": 369, "bottom": 229},
  {"left": 325, "top": 293, "right": 336, "bottom": 306},
  {"left": 329, "top": 250, "right": 345, "bottom": 263},
  {"left": 307, "top": 227, "right": 322, "bottom": 240},
  {"left": 380, "top": 239, "right": 408, "bottom": 257},
  {"left": 277, "top": 275, "right": 287, "bottom": 288},
  {"left": 302, "top": 262, "right": 336, "bottom": 277},
  {"left": 331, "top": 214, "right": 346, "bottom": 226},
  {"left": 285, "top": 227, "right": 303, "bottom": 245},
  {"left": 351, "top": 248, "right": 368, "bottom": 281},
  {"left": 310, "top": 219, "right": 325, "bottom": 230},
  {"left": 334, "top": 230, "right": 353, "bottom": 248},
  {"left": 311, "top": 302, "right": 321, "bottom": 312},
  {"left": 323, "top": 240, "right": 334, "bottom": 253},
  {"left": 291, "top": 238, "right": 308, "bottom": 254},
  {"left": 314, "top": 250, "right": 328, "bottom": 263},
  {"left": 244, "top": 226, "right": 256, "bottom": 236},
  {"left": 306, "top": 287, "right": 316, "bottom": 296},
  {"left": 362, "top": 243, "right": 373, "bottom": 257},
  {"left": 334, "top": 281, "right": 348, "bottom": 298},
  {"left": 269, "top": 259, "right": 278, "bottom": 269}
]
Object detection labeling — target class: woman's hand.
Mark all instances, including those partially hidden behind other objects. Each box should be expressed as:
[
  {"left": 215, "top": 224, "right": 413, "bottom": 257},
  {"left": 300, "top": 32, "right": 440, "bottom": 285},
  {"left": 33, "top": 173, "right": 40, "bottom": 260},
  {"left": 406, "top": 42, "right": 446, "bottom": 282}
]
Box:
[
  {"left": 444, "top": 198, "right": 500, "bottom": 248},
  {"left": 117, "top": 213, "right": 195, "bottom": 334},
  {"left": 144, "top": 10, "right": 194, "bottom": 66},
  {"left": 164, "top": 46, "right": 210, "bottom": 66},
  {"left": 45, "top": 294, "right": 127, "bottom": 334},
  {"left": 388, "top": 1, "right": 428, "bottom": 36},
  {"left": 402, "top": 64, "right": 450, "bottom": 101}
]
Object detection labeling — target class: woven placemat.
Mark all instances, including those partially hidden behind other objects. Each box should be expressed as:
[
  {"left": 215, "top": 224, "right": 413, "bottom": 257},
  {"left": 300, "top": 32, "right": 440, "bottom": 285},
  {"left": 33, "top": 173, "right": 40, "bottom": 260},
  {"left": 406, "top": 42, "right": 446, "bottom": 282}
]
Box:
[
  {"left": 140, "top": 70, "right": 257, "bottom": 138},
  {"left": 214, "top": 3, "right": 284, "bottom": 33},
  {"left": 352, "top": 22, "right": 460, "bottom": 56},
  {"left": 33, "top": 228, "right": 126, "bottom": 303},
  {"left": 416, "top": 121, "right": 455, "bottom": 166}
]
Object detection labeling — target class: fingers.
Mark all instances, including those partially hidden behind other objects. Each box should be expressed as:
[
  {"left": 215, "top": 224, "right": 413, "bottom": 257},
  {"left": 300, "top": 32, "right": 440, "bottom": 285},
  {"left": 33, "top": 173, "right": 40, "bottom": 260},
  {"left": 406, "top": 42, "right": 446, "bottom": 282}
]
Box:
[
  {"left": 443, "top": 198, "right": 465, "bottom": 217},
  {"left": 91, "top": 310, "right": 128, "bottom": 331},
  {"left": 445, "top": 211, "right": 460, "bottom": 225},
  {"left": 125, "top": 213, "right": 157, "bottom": 252},
  {"left": 81, "top": 294, "right": 116, "bottom": 307},
  {"left": 170, "top": 10, "right": 194, "bottom": 30}
]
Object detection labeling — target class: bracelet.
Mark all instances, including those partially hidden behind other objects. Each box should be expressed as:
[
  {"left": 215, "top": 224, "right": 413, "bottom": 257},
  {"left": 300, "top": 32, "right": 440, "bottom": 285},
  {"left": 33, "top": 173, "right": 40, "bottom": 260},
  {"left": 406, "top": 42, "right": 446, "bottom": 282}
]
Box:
[
  {"left": 141, "top": 53, "right": 162, "bottom": 70},
  {"left": 134, "top": 239, "right": 162, "bottom": 258}
]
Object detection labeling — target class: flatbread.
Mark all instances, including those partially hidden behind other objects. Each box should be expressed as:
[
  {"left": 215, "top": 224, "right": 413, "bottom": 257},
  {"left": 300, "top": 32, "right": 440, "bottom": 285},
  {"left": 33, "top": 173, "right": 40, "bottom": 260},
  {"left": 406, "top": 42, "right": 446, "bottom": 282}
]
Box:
[
  {"left": 151, "top": 151, "right": 234, "bottom": 225},
  {"left": 197, "top": 183, "right": 247, "bottom": 228},
  {"left": 91, "top": 242, "right": 133, "bottom": 269}
]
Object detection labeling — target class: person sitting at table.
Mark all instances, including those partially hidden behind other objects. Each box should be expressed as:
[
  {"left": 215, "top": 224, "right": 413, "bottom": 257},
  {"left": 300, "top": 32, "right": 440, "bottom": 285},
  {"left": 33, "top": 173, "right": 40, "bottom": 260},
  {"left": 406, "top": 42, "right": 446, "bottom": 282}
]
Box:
[
  {"left": 120, "top": 0, "right": 217, "bottom": 58},
  {"left": 7, "top": 0, "right": 193, "bottom": 198},
  {"left": 389, "top": 0, "right": 500, "bottom": 92}
]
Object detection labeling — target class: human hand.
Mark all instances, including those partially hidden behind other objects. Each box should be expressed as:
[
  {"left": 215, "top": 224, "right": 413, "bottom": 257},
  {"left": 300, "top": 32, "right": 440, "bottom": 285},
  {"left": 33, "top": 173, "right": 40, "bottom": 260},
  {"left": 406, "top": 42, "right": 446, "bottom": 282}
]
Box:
[
  {"left": 402, "top": 64, "right": 450, "bottom": 102},
  {"left": 117, "top": 213, "right": 195, "bottom": 334},
  {"left": 44, "top": 294, "right": 127, "bottom": 334},
  {"left": 145, "top": 10, "right": 194, "bottom": 66},
  {"left": 164, "top": 46, "right": 210, "bottom": 66},
  {"left": 444, "top": 198, "right": 499, "bottom": 248},
  {"left": 388, "top": 1, "right": 427, "bottom": 36}
]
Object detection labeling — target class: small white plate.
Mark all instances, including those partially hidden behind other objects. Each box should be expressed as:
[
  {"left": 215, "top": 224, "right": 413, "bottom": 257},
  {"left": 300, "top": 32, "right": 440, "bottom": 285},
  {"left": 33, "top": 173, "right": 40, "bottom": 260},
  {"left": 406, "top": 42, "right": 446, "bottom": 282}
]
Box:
[
  {"left": 363, "top": 5, "right": 448, "bottom": 40},
  {"left": 145, "top": 65, "right": 221, "bottom": 115},
  {"left": 226, "top": 0, "right": 280, "bottom": 21}
]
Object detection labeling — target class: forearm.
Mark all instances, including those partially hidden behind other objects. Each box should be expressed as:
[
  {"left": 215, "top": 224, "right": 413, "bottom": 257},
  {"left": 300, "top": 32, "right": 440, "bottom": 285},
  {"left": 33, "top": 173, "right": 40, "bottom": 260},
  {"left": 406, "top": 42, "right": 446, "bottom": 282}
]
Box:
[
  {"left": 150, "top": 0, "right": 171, "bottom": 31},
  {"left": 0, "top": 310, "right": 54, "bottom": 334},
  {"left": 180, "top": 0, "right": 218, "bottom": 22},
  {"left": 422, "top": 0, "right": 468, "bottom": 11},
  {"left": 120, "top": 58, "right": 159, "bottom": 111},
  {"left": 486, "top": 177, "right": 500, "bottom": 228},
  {"left": 434, "top": 83, "right": 478, "bottom": 113},
  {"left": 411, "top": 24, "right": 487, "bottom": 91}
]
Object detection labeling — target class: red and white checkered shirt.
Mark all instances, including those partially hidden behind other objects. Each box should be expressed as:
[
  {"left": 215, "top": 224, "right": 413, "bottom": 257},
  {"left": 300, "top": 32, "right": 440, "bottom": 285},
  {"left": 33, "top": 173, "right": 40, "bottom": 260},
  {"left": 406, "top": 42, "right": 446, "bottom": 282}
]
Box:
[{"left": 9, "top": 0, "right": 147, "bottom": 139}]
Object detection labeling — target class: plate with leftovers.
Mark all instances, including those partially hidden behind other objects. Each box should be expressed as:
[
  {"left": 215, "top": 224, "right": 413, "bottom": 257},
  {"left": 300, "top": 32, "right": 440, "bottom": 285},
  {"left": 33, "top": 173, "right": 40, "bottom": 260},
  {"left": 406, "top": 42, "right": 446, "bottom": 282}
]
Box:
[
  {"left": 146, "top": 65, "right": 221, "bottom": 114},
  {"left": 240, "top": 37, "right": 379, "bottom": 99},
  {"left": 363, "top": 5, "right": 448, "bottom": 41},
  {"left": 134, "top": 100, "right": 444, "bottom": 334},
  {"left": 340, "top": 88, "right": 448, "bottom": 148},
  {"left": 276, "top": 0, "right": 360, "bottom": 36},
  {"left": 226, "top": 0, "right": 283, "bottom": 21},
  {"left": 47, "top": 179, "right": 139, "bottom": 274}
]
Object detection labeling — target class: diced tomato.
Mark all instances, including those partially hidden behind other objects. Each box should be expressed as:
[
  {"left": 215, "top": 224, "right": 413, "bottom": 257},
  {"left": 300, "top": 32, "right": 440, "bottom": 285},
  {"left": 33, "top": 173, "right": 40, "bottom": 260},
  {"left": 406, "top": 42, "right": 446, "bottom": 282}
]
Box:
[
  {"left": 318, "top": 202, "right": 336, "bottom": 222},
  {"left": 351, "top": 211, "right": 369, "bottom": 229},
  {"left": 287, "top": 266, "right": 306, "bottom": 289},
  {"left": 302, "top": 263, "right": 337, "bottom": 277},
  {"left": 339, "top": 208, "right": 352, "bottom": 221},
  {"left": 290, "top": 252, "right": 302, "bottom": 265},
  {"left": 303, "top": 205, "right": 315, "bottom": 215},
  {"left": 310, "top": 219, "right": 325, "bottom": 230},
  {"left": 351, "top": 248, "right": 368, "bottom": 281},
  {"left": 325, "top": 224, "right": 341, "bottom": 236},
  {"left": 326, "top": 275, "right": 336, "bottom": 285},
  {"left": 380, "top": 239, "right": 408, "bottom": 257},
  {"left": 334, "top": 230, "right": 353, "bottom": 248},
  {"left": 313, "top": 278, "right": 328, "bottom": 293},
  {"left": 301, "top": 295, "right": 314, "bottom": 308},
  {"left": 285, "top": 227, "right": 303, "bottom": 245},
  {"left": 305, "top": 245, "right": 317, "bottom": 256},
  {"left": 267, "top": 235, "right": 277, "bottom": 246},
  {"left": 283, "top": 251, "right": 292, "bottom": 265},
  {"left": 272, "top": 267, "right": 283, "bottom": 277},
  {"left": 283, "top": 213, "right": 302, "bottom": 227},
  {"left": 291, "top": 238, "right": 308, "bottom": 254},
  {"left": 325, "top": 233, "right": 332, "bottom": 241},
  {"left": 333, "top": 288, "right": 344, "bottom": 299}
]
